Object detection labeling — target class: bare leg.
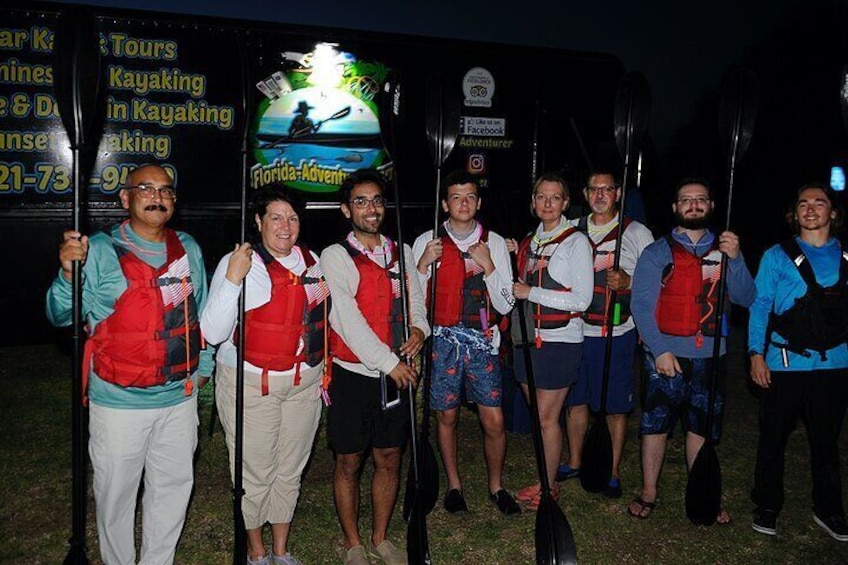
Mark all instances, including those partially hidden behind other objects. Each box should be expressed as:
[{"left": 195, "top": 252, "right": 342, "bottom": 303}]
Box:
[
  {"left": 436, "top": 408, "right": 462, "bottom": 490},
  {"left": 370, "top": 446, "right": 402, "bottom": 547},
  {"left": 521, "top": 384, "right": 570, "bottom": 486},
  {"left": 565, "top": 404, "right": 589, "bottom": 469},
  {"left": 477, "top": 405, "right": 506, "bottom": 493},
  {"left": 607, "top": 413, "right": 628, "bottom": 478},
  {"left": 631, "top": 433, "right": 665, "bottom": 511},
  {"left": 333, "top": 452, "right": 364, "bottom": 550},
  {"left": 247, "top": 527, "right": 267, "bottom": 560},
  {"left": 270, "top": 522, "right": 291, "bottom": 557}
]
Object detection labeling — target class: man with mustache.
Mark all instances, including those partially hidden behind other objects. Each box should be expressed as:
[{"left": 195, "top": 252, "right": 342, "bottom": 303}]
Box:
[
  {"left": 320, "top": 169, "right": 429, "bottom": 565},
  {"left": 628, "top": 178, "right": 755, "bottom": 523},
  {"left": 558, "top": 171, "right": 654, "bottom": 498},
  {"left": 46, "top": 164, "right": 213, "bottom": 564}
]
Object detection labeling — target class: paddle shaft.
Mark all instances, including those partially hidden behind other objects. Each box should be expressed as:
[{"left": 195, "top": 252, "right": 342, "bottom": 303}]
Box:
[{"left": 231, "top": 37, "right": 251, "bottom": 565}]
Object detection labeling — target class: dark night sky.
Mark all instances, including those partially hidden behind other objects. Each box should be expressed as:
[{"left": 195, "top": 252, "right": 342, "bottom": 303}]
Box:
[{"left": 48, "top": 0, "right": 803, "bottom": 152}]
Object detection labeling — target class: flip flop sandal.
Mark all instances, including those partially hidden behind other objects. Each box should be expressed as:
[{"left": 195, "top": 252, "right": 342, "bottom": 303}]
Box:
[{"left": 628, "top": 496, "right": 657, "bottom": 519}]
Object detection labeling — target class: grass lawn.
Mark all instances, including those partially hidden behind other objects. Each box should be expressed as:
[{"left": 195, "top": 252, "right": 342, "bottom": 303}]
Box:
[{"left": 1, "top": 336, "right": 846, "bottom": 564}]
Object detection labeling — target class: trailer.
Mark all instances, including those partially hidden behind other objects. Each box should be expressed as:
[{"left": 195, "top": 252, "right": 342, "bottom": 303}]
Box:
[{"left": 1, "top": 1, "right": 625, "bottom": 345}]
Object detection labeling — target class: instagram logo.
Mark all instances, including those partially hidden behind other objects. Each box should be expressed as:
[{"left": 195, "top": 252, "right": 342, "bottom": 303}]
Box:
[{"left": 466, "top": 153, "right": 486, "bottom": 174}]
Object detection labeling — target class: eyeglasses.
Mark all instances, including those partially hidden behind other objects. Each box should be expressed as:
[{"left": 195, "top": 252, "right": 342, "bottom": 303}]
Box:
[
  {"left": 677, "top": 196, "right": 711, "bottom": 206},
  {"left": 586, "top": 185, "right": 618, "bottom": 195},
  {"left": 127, "top": 184, "right": 177, "bottom": 200},
  {"left": 349, "top": 196, "right": 387, "bottom": 209}
]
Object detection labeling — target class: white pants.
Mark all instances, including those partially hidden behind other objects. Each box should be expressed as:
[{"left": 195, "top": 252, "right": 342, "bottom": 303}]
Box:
[
  {"left": 88, "top": 398, "right": 198, "bottom": 565},
  {"left": 216, "top": 362, "right": 322, "bottom": 529}
]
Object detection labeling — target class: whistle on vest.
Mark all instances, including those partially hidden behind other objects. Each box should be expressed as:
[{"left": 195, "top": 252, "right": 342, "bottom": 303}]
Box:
[
  {"left": 535, "top": 333, "right": 542, "bottom": 349},
  {"left": 321, "top": 360, "right": 333, "bottom": 406}
]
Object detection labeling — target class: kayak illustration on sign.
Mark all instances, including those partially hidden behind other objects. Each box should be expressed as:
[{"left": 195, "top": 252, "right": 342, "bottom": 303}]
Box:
[{"left": 251, "top": 43, "right": 391, "bottom": 193}]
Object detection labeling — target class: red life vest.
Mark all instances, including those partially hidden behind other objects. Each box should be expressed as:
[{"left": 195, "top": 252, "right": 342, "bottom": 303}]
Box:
[
  {"left": 234, "top": 244, "right": 329, "bottom": 394},
  {"left": 86, "top": 226, "right": 200, "bottom": 394},
  {"left": 430, "top": 225, "right": 495, "bottom": 328},
  {"left": 329, "top": 238, "right": 406, "bottom": 363},
  {"left": 516, "top": 226, "right": 582, "bottom": 331},
  {"left": 577, "top": 216, "right": 633, "bottom": 327},
  {"left": 656, "top": 235, "right": 724, "bottom": 341}
]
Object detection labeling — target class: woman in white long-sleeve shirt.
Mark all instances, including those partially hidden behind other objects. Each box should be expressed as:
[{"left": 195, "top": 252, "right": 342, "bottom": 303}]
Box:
[
  {"left": 200, "top": 187, "right": 328, "bottom": 565},
  {"left": 508, "top": 173, "right": 594, "bottom": 510}
]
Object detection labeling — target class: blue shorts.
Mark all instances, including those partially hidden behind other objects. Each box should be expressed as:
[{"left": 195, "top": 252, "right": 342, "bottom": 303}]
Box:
[
  {"left": 566, "top": 330, "right": 637, "bottom": 413},
  {"left": 639, "top": 352, "right": 725, "bottom": 443},
  {"left": 513, "top": 341, "right": 582, "bottom": 390},
  {"left": 429, "top": 328, "right": 502, "bottom": 410}
]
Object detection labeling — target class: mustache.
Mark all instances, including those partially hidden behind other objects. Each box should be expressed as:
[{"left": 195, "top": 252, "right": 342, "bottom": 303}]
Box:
[{"left": 144, "top": 204, "right": 168, "bottom": 212}]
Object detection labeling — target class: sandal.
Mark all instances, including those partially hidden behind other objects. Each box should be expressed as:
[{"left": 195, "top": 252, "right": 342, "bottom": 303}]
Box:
[{"left": 628, "top": 496, "right": 657, "bottom": 519}]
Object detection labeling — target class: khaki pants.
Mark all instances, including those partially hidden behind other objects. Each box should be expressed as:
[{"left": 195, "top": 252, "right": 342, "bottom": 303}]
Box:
[
  {"left": 216, "top": 362, "right": 323, "bottom": 529},
  {"left": 89, "top": 398, "right": 198, "bottom": 565}
]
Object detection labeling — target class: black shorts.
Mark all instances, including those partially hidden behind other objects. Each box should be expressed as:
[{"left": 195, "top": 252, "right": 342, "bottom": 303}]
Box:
[{"left": 327, "top": 364, "right": 410, "bottom": 454}]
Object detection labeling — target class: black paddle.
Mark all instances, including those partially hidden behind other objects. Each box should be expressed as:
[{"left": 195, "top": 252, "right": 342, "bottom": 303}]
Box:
[
  {"left": 230, "top": 35, "right": 253, "bottom": 564},
  {"left": 685, "top": 68, "right": 758, "bottom": 526},
  {"left": 580, "top": 73, "right": 651, "bottom": 494},
  {"left": 378, "top": 74, "right": 432, "bottom": 565},
  {"left": 53, "top": 8, "right": 103, "bottom": 564},
  {"left": 512, "top": 257, "right": 578, "bottom": 565},
  {"left": 400, "top": 72, "right": 459, "bottom": 522}
]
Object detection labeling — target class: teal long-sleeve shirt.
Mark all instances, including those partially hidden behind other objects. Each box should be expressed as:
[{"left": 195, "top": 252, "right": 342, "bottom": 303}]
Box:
[{"left": 46, "top": 222, "right": 214, "bottom": 409}]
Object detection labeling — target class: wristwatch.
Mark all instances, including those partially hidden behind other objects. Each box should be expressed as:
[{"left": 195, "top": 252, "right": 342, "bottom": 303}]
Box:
[{"left": 748, "top": 349, "right": 762, "bottom": 357}]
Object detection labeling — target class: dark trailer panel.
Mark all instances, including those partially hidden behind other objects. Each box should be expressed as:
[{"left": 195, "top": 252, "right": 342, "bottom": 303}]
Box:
[{"left": 0, "top": 2, "right": 624, "bottom": 345}]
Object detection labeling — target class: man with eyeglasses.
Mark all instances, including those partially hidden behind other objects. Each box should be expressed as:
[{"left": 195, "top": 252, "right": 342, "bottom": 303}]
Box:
[
  {"left": 320, "top": 169, "right": 429, "bottom": 565},
  {"left": 412, "top": 170, "right": 521, "bottom": 517},
  {"left": 46, "top": 164, "right": 213, "bottom": 563},
  {"left": 627, "top": 177, "right": 754, "bottom": 523},
  {"left": 558, "top": 172, "right": 654, "bottom": 498}
]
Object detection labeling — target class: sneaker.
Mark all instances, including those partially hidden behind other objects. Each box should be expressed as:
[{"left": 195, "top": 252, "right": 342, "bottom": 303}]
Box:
[
  {"left": 556, "top": 464, "right": 581, "bottom": 482},
  {"left": 813, "top": 513, "right": 848, "bottom": 542},
  {"left": 271, "top": 553, "right": 303, "bottom": 565},
  {"left": 752, "top": 508, "right": 778, "bottom": 536},
  {"left": 515, "top": 483, "right": 541, "bottom": 502},
  {"left": 344, "top": 545, "right": 371, "bottom": 565},
  {"left": 369, "top": 539, "right": 407, "bottom": 565},
  {"left": 247, "top": 553, "right": 272, "bottom": 565},
  {"left": 489, "top": 489, "right": 521, "bottom": 516},
  {"left": 603, "top": 477, "right": 622, "bottom": 499},
  {"left": 443, "top": 488, "right": 468, "bottom": 513}
]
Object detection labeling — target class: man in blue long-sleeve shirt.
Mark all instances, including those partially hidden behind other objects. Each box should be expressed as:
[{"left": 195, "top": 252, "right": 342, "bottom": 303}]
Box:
[
  {"left": 748, "top": 183, "right": 848, "bottom": 542},
  {"left": 628, "top": 178, "right": 755, "bottom": 523}
]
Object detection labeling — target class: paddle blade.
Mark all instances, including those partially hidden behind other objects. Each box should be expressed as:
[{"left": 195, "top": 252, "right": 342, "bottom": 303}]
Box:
[
  {"left": 402, "top": 439, "right": 440, "bottom": 521},
  {"left": 406, "top": 495, "right": 432, "bottom": 565},
  {"left": 52, "top": 7, "right": 102, "bottom": 150},
  {"left": 579, "top": 418, "right": 613, "bottom": 493},
  {"left": 613, "top": 73, "right": 651, "bottom": 164},
  {"left": 379, "top": 73, "right": 402, "bottom": 161},
  {"left": 424, "top": 73, "right": 460, "bottom": 168},
  {"left": 718, "top": 68, "right": 759, "bottom": 165},
  {"left": 685, "top": 443, "right": 722, "bottom": 526},
  {"left": 534, "top": 495, "right": 578, "bottom": 565}
]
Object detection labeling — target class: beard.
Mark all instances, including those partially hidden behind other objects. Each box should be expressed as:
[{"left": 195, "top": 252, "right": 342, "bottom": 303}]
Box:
[{"left": 676, "top": 208, "right": 713, "bottom": 230}]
